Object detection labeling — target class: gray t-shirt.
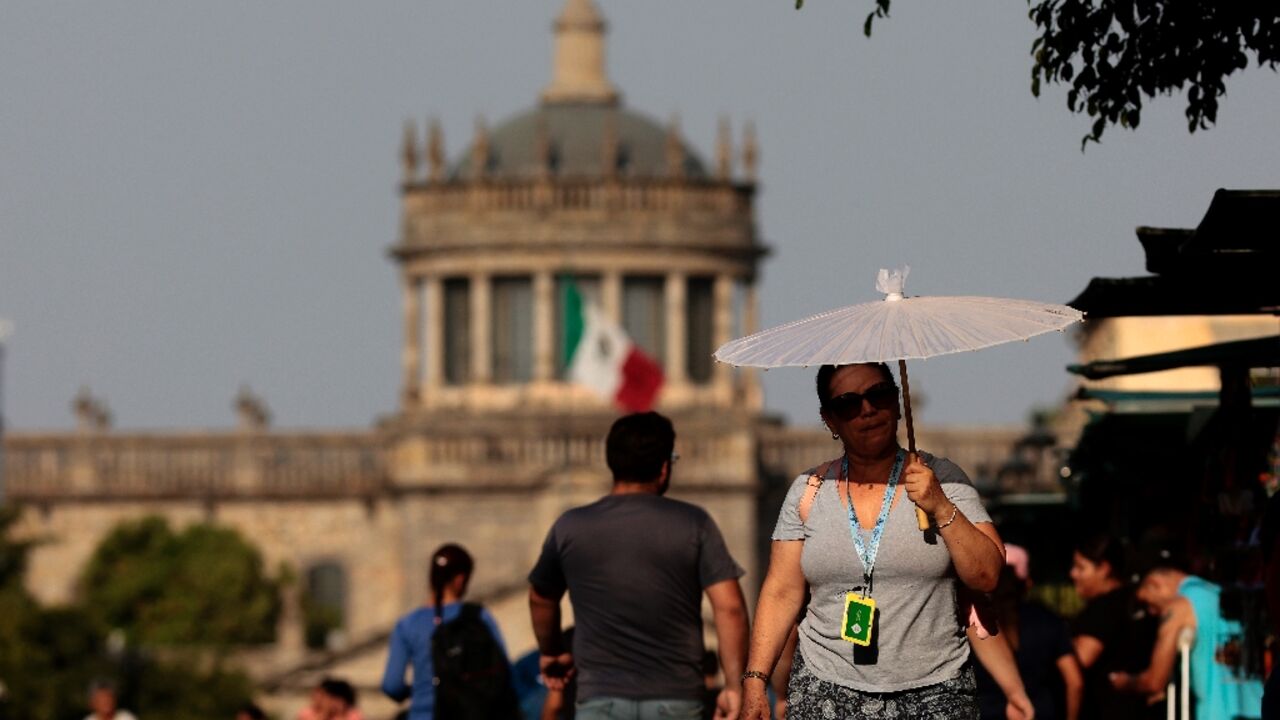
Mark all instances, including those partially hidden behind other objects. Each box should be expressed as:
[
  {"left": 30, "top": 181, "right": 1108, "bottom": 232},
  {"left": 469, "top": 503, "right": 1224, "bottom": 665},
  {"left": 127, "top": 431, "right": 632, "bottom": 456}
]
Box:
[
  {"left": 772, "top": 451, "right": 991, "bottom": 692},
  {"left": 529, "top": 494, "right": 745, "bottom": 701}
]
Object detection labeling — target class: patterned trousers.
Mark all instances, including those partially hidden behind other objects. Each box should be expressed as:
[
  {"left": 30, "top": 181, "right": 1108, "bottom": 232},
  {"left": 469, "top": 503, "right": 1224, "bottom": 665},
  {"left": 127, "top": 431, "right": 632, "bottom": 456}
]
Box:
[{"left": 786, "top": 648, "right": 978, "bottom": 720}]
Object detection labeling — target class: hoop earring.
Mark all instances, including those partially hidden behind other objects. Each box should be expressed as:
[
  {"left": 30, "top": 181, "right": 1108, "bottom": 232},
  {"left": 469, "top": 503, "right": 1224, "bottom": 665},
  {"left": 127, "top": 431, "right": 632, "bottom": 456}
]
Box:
[{"left": 830, "top": 430, "right": 839, "bottom": 440}]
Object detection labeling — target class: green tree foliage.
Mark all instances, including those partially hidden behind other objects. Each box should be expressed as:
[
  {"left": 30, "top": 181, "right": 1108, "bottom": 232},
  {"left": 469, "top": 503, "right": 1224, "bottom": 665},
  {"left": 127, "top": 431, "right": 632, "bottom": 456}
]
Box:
[
  {"left": 0, "top": 508, "right": 267, "bottom": 719},
  {"left": 0, "top": 507, "right": 107, "bottom": 718},
  {"left": 0, "top": 507, "right": 33, "bottom": 592},
  {"left": 798, "top": 0, "right": 1280, "bottom": 147},
  {"left": 80, "top": 516, "right": 281, "bottom": 647},
  {"left": 1030, "top": 1, "right": 1280, "bottom": 147},
  {"left": 123, "top": 657, "right": 258, "bottom": 720}
]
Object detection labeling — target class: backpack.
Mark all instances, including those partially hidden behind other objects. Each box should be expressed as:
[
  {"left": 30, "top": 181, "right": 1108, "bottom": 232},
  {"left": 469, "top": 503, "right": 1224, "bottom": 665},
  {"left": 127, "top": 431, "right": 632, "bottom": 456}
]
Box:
[{"left": 431, "top": 602, "right": 519, "bottom": 720}]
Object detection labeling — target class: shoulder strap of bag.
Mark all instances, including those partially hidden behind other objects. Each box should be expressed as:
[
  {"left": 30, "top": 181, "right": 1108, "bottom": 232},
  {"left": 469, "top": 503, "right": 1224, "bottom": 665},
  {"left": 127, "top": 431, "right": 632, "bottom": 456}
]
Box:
[
  {"left": 459, "top": 602, "right": 482, "bottom": 621},
  {"left": 798, "top": 457, "right": 840, "bottom": 524}
]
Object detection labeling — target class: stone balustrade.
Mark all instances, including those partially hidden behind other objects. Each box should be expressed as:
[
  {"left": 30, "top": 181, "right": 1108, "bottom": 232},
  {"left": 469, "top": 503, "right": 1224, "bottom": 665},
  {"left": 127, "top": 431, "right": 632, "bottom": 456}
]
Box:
[
  {"left": 2, "top": 422, "right": 1046, "bottom": 502},
  {"left": 2, "top": 424, "right": 757, "bottom": 500},
  {"left": 395, "top": 425, "right": 752, "bottom": 490},
  {"left": 403, "top": 177, "right": 751, "bottom": 217},
  {"left": 2, "top": 432, "right": 387, "bottom": 501},
  {"left": 756, "top": 424, "right": 841, "bottom": 481},
  {"left": 755, "top": 423, "right": 1051, "bottom": 496}
]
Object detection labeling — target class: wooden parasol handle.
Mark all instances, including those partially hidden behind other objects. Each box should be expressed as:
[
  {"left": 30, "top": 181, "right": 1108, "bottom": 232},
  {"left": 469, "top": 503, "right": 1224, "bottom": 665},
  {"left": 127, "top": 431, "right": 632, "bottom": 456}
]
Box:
[{"left": 898, "top": 360, "right": 930, "bottom": 531}]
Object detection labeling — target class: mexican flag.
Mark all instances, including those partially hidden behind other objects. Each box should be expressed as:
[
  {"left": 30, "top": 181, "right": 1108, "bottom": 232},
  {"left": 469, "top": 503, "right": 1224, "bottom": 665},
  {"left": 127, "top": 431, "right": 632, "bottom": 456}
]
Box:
[{"left": 562, "top": 279, "right": 664, "bottom": 412}]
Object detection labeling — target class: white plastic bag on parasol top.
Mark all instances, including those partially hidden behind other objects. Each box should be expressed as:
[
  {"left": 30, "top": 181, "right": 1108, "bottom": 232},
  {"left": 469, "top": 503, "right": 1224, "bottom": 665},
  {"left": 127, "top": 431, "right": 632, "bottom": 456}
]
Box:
[{"left": 714, "top": 266, "right": 1085, "bottom": 529}]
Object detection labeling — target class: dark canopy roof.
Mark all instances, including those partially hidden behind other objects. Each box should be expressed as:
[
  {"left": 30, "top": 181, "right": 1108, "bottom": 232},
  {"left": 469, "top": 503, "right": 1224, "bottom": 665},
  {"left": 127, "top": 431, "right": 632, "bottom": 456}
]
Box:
[
  {"left": 1069, "top": 275, "right": 1280, "bottom": 317},
  {"left": 1069, "top": 189, "right": 1280, "bottom": 318},
  {"left": 1068, "top": 335, "right": 1280, "bottom": 380}
]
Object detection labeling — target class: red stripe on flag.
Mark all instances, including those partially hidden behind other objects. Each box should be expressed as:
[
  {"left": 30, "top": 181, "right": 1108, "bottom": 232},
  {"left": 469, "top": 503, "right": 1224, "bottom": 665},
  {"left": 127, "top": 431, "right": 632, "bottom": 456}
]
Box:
[{"left": 616, "top": 348, "right": 664, "bottom": 412}]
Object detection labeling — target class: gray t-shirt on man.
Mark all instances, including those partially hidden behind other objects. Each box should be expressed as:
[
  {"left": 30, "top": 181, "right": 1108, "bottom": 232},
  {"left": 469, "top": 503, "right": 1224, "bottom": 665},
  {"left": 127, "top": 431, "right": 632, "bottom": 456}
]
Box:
[
  {"left": 772, "top": 451, "right": 991, "bottom": 692},
  {"left": 529, "top": 494, "right": 745, "bottom": 702}
]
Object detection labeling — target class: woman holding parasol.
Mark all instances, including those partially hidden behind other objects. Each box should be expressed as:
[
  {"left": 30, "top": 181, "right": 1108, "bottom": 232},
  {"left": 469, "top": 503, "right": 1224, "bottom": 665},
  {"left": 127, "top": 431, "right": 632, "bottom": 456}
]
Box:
[
  {"left": 723, "top": 268, "right": 1083, "bottom": 719},
  {"left": 740, "top": 361, "right": 1003, "bottom": 718}
]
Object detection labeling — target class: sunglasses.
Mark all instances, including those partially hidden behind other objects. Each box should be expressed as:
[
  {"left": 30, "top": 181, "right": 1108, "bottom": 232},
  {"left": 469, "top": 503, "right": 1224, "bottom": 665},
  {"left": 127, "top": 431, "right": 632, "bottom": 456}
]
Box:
[{"left": 825, "top": 382, "right": 899, "bottom": 421}]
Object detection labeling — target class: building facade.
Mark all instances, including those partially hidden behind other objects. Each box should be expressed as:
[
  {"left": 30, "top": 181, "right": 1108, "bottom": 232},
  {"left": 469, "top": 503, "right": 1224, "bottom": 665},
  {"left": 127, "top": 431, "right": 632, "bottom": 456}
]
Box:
[{"left": 2, "top": 2, "right": 1029, "bottom": 717}]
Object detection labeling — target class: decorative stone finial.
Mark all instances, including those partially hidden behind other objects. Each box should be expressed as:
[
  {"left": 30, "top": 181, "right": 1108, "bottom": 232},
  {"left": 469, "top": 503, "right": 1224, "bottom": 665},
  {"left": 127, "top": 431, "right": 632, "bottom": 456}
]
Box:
[
  {"left": 73, "top": 387, "right": 111, "bottom": 431},
  {"left": 401, "top": 120, "right": 418, "bottom": 183},
  {"left": 742, "top": 120, "right": 758, "bottom": 182},
  {"left": 427, "top": 119, "right": 445, "bottom": 182},
  {"left": 716, "top": 116, "right": 732, "bottom": 181},
  {"left": 541, "top": 0, "right": 619, "bottom": 105},
  {"left": 665, "top": 115, "right": 685, "bottom": 180},
  {"left": 470, "top": 116, "right": 489, "bottom": 178},
  {"left": 234, "top": 385, "right": 271, "bottom": 431}
]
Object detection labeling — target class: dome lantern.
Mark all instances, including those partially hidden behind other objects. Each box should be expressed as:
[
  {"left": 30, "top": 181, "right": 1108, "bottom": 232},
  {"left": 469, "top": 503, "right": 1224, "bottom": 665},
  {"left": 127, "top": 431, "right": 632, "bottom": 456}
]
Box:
[{"left": 541, "top": 0, "right": 619, "bottom": 106}]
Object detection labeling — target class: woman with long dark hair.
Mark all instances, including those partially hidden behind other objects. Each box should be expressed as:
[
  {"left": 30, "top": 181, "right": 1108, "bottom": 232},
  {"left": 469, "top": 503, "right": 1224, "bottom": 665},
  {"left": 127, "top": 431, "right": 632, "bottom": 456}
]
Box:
[{"left": 1069, "top": 533, "right": 1157, "bottom": 719}]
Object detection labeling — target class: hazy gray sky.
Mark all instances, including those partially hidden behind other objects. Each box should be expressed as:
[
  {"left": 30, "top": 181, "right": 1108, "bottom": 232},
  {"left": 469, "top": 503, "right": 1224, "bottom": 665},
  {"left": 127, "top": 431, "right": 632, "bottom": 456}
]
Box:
[{"left": 2, "top": 1, "right": 1278, "bottom": 432}]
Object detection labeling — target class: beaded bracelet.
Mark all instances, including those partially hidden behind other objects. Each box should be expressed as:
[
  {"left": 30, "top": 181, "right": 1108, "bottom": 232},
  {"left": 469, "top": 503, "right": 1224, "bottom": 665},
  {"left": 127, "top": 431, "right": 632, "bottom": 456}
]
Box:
[
  {"left": 741, "top": 670, "right": 770, "bottom": 684},
  {"left": 936, "top": 502, "right": 960, "bottom": 529}
]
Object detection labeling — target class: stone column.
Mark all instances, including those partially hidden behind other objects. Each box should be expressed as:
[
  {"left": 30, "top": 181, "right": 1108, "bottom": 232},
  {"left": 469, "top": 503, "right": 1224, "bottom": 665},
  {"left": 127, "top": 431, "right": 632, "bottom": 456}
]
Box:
[
  {"left": 602, "top": 270, "right": 622, "bottom": 324},
  {"left": 665, "top": 272, "right": 687, "bottom": 384},
  {"left": 401, "top": 275, "right": 422, "bottom": 405},
  {"left": 424, "top": 276, "right": 443, "bottom": 397},
  {"left": 470, "top": 272, "right": 492, "bottom": 384},
  {"left": 713, "top": 274, "right": 734, "bottom": 393},
  {"left": 534, "top": 271, "right": 555, "bottom": 382}
]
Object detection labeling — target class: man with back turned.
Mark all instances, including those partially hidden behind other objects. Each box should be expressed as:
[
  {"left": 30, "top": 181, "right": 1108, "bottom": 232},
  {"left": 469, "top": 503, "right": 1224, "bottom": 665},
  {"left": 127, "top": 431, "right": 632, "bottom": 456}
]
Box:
[{"left": 528, "top": 412, "right": 750, "bottom": 720}]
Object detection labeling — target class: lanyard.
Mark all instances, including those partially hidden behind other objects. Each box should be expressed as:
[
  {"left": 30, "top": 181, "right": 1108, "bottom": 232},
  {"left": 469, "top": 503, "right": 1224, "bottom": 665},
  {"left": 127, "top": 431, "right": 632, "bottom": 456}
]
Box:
[{"left": 841, "top": 449, "right": 905, "bottom": 592}]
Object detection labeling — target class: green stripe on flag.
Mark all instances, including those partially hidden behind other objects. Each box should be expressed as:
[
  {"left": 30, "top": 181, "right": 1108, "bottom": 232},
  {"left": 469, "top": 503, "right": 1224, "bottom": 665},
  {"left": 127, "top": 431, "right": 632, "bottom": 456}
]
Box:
[{"left": 561, "top": 275, "right": 585, "bottom": 366}]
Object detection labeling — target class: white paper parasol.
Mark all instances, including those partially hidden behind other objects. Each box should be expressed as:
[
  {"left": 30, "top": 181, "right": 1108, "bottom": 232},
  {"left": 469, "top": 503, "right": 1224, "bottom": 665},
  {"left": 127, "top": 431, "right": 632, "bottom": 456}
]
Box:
[{"left": 714, "top": 267, "right": 1085, "bottom": 529}]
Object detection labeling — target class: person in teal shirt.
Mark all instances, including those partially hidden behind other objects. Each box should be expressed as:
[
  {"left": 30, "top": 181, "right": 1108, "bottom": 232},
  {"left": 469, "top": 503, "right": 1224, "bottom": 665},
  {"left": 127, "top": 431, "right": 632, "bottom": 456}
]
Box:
[{"left": 1110, "top": 556, "right": 1263, "bottom": 720}]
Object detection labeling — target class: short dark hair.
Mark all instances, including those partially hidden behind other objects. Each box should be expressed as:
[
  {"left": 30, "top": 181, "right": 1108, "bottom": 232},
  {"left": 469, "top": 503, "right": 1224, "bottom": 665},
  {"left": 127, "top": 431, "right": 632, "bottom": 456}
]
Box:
[
  {"left": 815, "top": 363, "right": 896, "bottom": 409},
  {"left": 88, "top": 679, "right": 118, "bottom": 697},
  {"left": 1073, "top": 533, "right": 1126, "bottom": 580},
  {"left": 606, "top": 412, "right": 675, "bottom": 483},
  {"left": 320, "top": 678, "right": 356, "bottom": 707}
]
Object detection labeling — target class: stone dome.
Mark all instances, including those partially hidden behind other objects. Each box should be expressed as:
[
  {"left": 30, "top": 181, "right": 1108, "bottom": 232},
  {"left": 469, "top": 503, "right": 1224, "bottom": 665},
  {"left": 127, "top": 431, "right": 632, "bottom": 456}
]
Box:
[{"left": 452, "top": 103, "right": 707, "bottom": 181}]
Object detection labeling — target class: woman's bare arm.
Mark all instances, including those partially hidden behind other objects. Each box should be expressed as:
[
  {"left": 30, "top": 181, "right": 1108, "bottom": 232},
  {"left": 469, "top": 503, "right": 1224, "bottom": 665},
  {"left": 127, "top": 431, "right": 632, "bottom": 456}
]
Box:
[
  {"left": 741, "top": 540, "right": 808, "bottom": 720},
  {"left": 1072, "top": 635, "right": 1104, "bottom": 669},
  {"left": 1057, "top": 652, "right": 1084, "bottom": 720},
  {"left": 903, "top": 455, "right": 1003, "bottom": 592}
]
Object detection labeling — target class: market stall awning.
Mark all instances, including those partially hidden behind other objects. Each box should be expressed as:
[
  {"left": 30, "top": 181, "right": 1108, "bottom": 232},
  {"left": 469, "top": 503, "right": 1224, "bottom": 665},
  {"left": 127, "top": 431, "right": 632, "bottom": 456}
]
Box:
[
  {"left": 1069, "top": 276, "right": 1280, "bottom": 317},
  {"left": 1067, "top": 335, "right": 1280, "bottom": 380},
  {"left": 1068, "top": 189, "right": 1280, "bottom": 318},
  {"left": 1072, "top": 387, "right": 1280, "bottom": 414}
]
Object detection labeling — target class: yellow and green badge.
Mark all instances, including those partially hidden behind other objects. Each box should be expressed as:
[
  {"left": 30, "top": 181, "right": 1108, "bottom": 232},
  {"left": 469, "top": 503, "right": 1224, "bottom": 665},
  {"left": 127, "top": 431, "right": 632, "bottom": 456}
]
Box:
[{"left": 841, "top": 592, "right": 876, "bottom": 646}]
